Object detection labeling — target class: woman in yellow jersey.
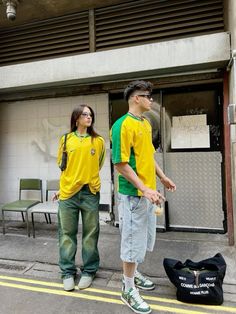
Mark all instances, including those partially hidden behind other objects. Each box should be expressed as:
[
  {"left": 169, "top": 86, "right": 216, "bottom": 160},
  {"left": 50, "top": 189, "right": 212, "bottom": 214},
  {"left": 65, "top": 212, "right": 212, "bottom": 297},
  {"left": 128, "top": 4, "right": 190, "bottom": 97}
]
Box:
[{"left": 56, "top": 105, "right": 106, "bottom": 291}]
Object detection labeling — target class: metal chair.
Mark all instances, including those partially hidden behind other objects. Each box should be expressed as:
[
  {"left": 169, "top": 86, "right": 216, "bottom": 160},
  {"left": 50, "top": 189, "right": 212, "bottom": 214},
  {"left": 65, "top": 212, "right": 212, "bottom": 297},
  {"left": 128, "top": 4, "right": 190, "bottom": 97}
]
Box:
[
  {"left": 30, "top": 179, "right": 59, "bottom": 238},
  {"left": 1, "top": 178, "right": 43, "bottom": 237}
]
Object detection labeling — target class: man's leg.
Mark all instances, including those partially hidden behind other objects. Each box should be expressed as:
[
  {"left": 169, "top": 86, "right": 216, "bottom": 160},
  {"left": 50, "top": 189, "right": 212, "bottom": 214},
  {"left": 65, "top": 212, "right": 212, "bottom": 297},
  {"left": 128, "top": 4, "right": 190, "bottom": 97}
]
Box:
[
  {"left": 135, "top": 201, "right": 156, "bottom": 291},
  {"left": 123, "top": 261, "right": 136, "bottom": 291},
  {"left": 121, "top": 260, "right": 151, "bottom": 314},
  {"left": 118, "top": 194, "right": 152, "bottom": 314}
]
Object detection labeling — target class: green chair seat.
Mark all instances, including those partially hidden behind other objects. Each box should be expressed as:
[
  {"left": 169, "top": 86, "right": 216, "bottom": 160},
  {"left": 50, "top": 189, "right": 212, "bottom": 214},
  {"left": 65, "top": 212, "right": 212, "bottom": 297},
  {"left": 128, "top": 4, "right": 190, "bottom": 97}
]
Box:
[
  {"left": 2, "top": 200, "right": 40, "bottom": 211},
  {"left": 1, "top": 178, "right": 43, "bottom": 237}
]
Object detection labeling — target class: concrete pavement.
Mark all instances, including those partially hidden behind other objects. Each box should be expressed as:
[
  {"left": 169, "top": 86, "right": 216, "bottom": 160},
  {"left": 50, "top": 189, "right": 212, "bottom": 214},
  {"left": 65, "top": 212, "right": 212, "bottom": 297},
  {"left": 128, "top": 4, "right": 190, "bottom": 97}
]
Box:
[{"left": 0, "top": 221, "right": 235, "bottom": 304}]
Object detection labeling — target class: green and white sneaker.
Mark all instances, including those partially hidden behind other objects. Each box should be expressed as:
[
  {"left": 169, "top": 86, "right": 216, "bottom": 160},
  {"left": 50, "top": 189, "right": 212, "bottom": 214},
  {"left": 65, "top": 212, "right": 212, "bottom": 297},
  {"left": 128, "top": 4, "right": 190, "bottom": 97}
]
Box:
[
  {"left": 134, "top": 271, "right": 155, "bottom": 291},
  {"left": 121, "top": 287, "right": 152, "bottom": 314}
]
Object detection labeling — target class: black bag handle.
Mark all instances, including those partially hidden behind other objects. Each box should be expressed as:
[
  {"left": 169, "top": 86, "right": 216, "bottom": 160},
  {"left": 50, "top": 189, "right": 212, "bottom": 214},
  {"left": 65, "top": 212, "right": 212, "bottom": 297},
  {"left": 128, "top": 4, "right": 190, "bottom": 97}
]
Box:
[
  {"left": 184, "top": 253, "right": 226, "bottom": 272},
  {"left": 63, "top": 133, "right": 68, "bottom": 152},
  {"left": 59, "top": 133, "right": 68, "bottom": 171}
]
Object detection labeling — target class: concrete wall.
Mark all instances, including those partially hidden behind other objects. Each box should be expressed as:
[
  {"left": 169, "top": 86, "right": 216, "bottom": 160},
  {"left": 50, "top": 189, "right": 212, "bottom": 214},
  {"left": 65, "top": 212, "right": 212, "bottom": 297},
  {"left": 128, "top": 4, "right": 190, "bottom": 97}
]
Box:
[
  {"left": 0, "top": 32, "right": 230, "bottom": 93},
  {"left": 225, "top": 0, "right": 236, "bottom": 50},
  {"left": 0, "top": 93, "right": 111, "bottom": 221}
]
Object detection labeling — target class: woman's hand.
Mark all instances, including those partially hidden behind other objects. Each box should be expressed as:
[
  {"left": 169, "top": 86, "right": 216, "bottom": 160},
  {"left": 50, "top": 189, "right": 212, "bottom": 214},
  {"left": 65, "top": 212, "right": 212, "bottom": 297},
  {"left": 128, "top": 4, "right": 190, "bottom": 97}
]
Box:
[{"left": 52, "top": 191, "right": 60, "bottom": 201}]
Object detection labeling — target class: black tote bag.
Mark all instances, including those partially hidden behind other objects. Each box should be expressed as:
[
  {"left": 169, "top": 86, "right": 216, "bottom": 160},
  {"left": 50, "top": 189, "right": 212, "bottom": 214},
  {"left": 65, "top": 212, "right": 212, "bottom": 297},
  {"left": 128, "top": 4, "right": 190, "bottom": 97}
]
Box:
[{"left": 163, "top": 253, "right": 226, "bottom": 305}]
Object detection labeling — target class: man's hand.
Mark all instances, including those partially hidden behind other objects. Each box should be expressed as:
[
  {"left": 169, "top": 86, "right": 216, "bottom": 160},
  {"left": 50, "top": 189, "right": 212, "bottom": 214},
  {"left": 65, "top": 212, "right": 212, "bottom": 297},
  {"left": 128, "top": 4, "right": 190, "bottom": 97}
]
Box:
[
  {"left": 160, "top": 176, "right": 176, "bottom": 192},
  {"left": 142, "top": 187, "right": 165, "bottom": 205}
]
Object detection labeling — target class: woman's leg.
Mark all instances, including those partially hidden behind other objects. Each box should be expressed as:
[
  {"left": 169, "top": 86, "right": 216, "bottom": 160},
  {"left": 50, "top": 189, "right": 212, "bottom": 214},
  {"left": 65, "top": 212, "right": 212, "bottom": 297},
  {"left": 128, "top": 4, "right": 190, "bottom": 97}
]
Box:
[
  {"left": 58, "top": 196, "right": 79, "bottom": 278},
  {"left": 80, "top": 187, "right": 100, "bottom": 276}
]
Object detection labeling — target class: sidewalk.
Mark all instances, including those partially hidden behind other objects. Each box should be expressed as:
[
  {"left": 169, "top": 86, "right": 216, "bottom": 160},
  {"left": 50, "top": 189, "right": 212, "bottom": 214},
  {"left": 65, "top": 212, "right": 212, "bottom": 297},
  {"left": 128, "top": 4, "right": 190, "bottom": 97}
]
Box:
[{"left": 0, "top": 222, "right": 235, "bottom": 303}]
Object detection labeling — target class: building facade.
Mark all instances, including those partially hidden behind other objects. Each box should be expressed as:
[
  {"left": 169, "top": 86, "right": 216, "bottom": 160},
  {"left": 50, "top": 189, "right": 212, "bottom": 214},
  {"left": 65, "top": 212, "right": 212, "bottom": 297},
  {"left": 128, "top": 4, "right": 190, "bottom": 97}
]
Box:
[{"left": 0, "top": 0, "right": 235, "bottom": 245}]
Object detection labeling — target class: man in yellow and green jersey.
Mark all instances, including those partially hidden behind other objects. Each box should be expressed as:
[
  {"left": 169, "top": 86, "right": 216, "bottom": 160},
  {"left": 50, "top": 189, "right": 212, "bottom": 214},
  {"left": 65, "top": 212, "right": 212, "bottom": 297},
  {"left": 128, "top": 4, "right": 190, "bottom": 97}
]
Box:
[
  {"left": 111, "top": 112, "right": 156, "bottom": 196},
  {"left": 111, "top": 80, "right": 176, "bottom": 314}
]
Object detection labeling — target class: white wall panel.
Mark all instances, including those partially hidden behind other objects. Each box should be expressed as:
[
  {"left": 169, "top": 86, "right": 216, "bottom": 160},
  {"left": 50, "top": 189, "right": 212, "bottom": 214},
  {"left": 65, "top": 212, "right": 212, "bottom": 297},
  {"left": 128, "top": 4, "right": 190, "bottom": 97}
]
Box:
[{"left": 0, "top": 93, "right": 111, "bottom": 221}]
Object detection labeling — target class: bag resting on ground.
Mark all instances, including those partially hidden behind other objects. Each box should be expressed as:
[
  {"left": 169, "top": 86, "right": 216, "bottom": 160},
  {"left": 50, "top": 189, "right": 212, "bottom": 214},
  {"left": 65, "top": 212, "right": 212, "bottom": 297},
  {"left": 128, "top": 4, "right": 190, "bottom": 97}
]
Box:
[{"left": 163, "top": 253, "right": 226, "bottom": 305}]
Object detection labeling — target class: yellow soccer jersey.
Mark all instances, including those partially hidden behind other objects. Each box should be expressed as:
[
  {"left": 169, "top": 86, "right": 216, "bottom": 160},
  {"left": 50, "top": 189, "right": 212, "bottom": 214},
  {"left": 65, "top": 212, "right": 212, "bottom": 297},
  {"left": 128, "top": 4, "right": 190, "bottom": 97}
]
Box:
[
  {"left": 57, "top": 132, "right": 106, "bottom": 200},
  {"left": 111, "top": 113, "right": 156, "bottom": 196}
]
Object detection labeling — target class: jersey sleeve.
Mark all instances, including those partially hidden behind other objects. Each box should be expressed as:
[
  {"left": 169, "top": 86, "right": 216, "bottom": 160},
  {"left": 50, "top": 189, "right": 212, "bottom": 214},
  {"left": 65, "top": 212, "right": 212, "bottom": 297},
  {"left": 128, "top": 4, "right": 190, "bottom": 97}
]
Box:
[
  {"left": 111, "top": 119, "right": 133, "bottom": 164},
  {"left": 144, "top": 118, "right": 155, "bottom": 154},
  {"left": 57, "top": 135, "right": 65, "bottom": 167},
  {"left": 98, "top": 136, "right": 106, "bottom": 169}
]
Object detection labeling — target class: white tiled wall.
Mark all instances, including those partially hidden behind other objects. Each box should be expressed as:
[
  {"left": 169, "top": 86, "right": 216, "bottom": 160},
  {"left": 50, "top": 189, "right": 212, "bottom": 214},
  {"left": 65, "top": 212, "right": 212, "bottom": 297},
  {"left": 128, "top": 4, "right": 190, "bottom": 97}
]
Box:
[{"left": 0, "top": 93, "right": 111, "bottom": 220}]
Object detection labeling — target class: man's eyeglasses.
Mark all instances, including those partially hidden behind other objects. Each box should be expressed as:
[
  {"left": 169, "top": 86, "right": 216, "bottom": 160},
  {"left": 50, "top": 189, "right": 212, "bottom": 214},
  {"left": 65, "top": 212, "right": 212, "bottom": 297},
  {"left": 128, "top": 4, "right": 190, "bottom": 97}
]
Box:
[
  {"left": 133, "top": 94, "right": 153, "bottom": 101},
  {"left": 81, "top": 112, "right": 93, "bottom": 118}
]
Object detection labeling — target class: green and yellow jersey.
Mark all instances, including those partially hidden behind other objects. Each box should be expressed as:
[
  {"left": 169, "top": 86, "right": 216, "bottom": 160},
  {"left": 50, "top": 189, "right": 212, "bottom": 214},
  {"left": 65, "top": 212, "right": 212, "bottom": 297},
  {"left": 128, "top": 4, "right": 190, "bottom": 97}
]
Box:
[
  {"left": 111, "top": 113, "right": 156, "bottom": 196},
  {"left": 57, "top": 132, "right": 106, "bottom": 200}
]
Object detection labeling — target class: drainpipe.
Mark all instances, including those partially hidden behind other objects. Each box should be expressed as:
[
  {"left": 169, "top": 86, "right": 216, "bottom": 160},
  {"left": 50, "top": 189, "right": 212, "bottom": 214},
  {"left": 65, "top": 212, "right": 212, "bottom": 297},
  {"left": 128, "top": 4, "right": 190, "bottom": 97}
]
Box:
[
  {"left": 231, "top": 50, "right": 236, "bottom": 246},
  {"left": 234, "top": 50, "right": 236, "bottom": 103},
  {"left": 227, "top": 49, "right": 236, "bottom": 74},
  {"left": 225, "top": 49, "right": 236, "bottom": 245}
]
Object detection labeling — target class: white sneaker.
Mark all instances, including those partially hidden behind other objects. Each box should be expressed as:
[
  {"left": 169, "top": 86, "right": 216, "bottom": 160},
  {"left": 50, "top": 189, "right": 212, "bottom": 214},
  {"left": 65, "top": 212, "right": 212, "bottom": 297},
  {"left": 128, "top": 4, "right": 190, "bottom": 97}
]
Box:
[
  {"left": 63, "top": 276, "right": 75, "bottom": 291},
  {"left": 78, "top": 275, "right": 93, "bottom": 290}
]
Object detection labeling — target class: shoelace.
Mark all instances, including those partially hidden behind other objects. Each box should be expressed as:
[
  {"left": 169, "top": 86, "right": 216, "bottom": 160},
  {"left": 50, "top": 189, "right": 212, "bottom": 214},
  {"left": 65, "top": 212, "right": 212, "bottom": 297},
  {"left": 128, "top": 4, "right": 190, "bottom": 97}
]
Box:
[
  {"left": 131, "top": 288, "right": 145, "bottom": 305},
  {"left": 136, "top": 271, "right": 146, "bottom": 281}
]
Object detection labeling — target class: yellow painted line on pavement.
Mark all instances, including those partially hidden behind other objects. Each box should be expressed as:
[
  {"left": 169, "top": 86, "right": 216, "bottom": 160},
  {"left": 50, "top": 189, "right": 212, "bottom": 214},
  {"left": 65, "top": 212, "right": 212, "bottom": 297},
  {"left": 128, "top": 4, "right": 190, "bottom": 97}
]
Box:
[
  {"left": 145, "top": 295, "right": 236, "bottom": 313},
  {"left": 0, "top": 275, "right": 62, "bottom": 288},
  {"left": 0, "top": 280, "right": 212, "bottom": 314},
  {"left": 0, "top": 280, "right": 122, "bottom": 305},
  {"left": 0, "top": 275, "right": 236, "bottom": 313},
  {"left": 150, "top": 305, "right": 213, "bottom": 314}
]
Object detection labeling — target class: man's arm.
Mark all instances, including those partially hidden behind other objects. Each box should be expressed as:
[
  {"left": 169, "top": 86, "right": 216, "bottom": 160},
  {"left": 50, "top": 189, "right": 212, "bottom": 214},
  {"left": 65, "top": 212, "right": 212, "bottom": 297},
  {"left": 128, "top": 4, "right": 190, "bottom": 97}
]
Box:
[
  {"left": 155, "top": 162, "right": 176, "bottom": 191},
  {"left": 115, "top": 162, "right": 165, "bottom": 204}
]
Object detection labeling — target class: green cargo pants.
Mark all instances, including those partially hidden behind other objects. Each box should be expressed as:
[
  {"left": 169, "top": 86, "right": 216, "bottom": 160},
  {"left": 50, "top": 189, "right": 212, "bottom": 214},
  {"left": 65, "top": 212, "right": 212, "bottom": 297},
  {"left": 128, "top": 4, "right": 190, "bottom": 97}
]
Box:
[{"left": 58, "top": 185, "right": 100, "bottom": 279}]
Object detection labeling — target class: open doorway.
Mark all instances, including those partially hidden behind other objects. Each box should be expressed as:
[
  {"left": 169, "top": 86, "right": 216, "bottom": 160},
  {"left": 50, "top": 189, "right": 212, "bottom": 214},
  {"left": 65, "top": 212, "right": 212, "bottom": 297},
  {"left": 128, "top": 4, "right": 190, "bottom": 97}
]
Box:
[
  {"left": 109, "top": 83, "right": 226, "bottom": 233},
  {"left": 162, "top": 84, "right": 225, "bottom": 233}
]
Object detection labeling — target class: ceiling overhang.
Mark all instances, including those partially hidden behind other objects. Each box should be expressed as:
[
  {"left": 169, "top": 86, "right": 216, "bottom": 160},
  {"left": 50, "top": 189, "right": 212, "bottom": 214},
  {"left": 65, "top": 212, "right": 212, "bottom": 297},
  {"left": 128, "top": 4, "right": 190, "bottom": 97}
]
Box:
[
  {"left": 0, "top": 32, "right": 230, "bottom": 94},
  {"left": 0, "top": 0, "right": 127, "bottom": 28}
]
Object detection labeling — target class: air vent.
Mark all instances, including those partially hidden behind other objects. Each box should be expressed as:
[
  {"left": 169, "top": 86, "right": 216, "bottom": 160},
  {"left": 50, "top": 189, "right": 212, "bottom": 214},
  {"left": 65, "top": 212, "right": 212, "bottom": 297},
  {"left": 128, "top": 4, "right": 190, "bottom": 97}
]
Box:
[
  {"left": 0, "top": 11, "right": 89, "bottom": 66},
  {"left": 95, "top": 0, "right": 224, "bottom": 50},
  {"left": 0, "top": 0, "right": 224, "bottom": 66}
]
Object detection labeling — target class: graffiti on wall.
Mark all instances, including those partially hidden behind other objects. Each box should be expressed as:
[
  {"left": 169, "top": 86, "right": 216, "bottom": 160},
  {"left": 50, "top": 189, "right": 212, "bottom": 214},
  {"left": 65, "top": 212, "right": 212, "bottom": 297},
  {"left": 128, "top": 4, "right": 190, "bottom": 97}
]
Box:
[{"left": 31, "top": 118, "right": 67, "bottom": 161}]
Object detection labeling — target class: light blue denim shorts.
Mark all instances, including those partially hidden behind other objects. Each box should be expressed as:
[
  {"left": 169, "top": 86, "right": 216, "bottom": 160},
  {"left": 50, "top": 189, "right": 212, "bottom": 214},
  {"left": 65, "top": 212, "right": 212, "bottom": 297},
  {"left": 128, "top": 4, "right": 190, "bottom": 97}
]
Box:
[{"left": 117, "top": 193, "right": 157, "bottom": 264}]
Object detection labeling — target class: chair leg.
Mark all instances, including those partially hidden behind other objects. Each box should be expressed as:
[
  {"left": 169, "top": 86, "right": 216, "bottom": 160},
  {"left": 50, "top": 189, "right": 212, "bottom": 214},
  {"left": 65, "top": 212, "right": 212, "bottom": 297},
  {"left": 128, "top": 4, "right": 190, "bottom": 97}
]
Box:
[
  {"left": 25, "top": 211, "right": 30, "bottom": 237},
  {"left": 21, "top": 212, "right": 25, "bottom": 222},
  {"left": 48, "top": 213, "right": 52, "bottom": 224},
  {"left": 2, "top": 210, "right": 5, "bottom": 235},
  {"left": 44, "top": 213, "right": 49, "bottom": 224},
  {"left": 31, "top": 213, "right": 35, "bottom": 238}
]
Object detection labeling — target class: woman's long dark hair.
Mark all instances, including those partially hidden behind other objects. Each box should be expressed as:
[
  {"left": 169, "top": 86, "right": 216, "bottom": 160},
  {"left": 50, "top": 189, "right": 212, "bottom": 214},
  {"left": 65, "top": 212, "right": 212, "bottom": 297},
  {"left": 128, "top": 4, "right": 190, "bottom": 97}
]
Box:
[{"left": 70, "top": 105, "right": 99, "bottom": 138}]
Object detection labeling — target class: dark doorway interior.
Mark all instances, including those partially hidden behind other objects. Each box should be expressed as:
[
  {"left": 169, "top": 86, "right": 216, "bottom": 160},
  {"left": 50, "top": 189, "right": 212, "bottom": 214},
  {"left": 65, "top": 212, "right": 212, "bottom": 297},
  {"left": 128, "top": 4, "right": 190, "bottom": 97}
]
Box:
[{"left": 109, "top": 83, "right": 226, "bottom": 233}]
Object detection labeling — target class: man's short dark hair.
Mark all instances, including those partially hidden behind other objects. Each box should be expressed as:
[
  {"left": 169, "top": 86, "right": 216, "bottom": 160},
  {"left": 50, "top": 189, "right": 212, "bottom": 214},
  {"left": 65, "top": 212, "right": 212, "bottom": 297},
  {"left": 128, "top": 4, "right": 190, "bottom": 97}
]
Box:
[{"left": 124, "top": 80, "right": 153, "bottom": 101}]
